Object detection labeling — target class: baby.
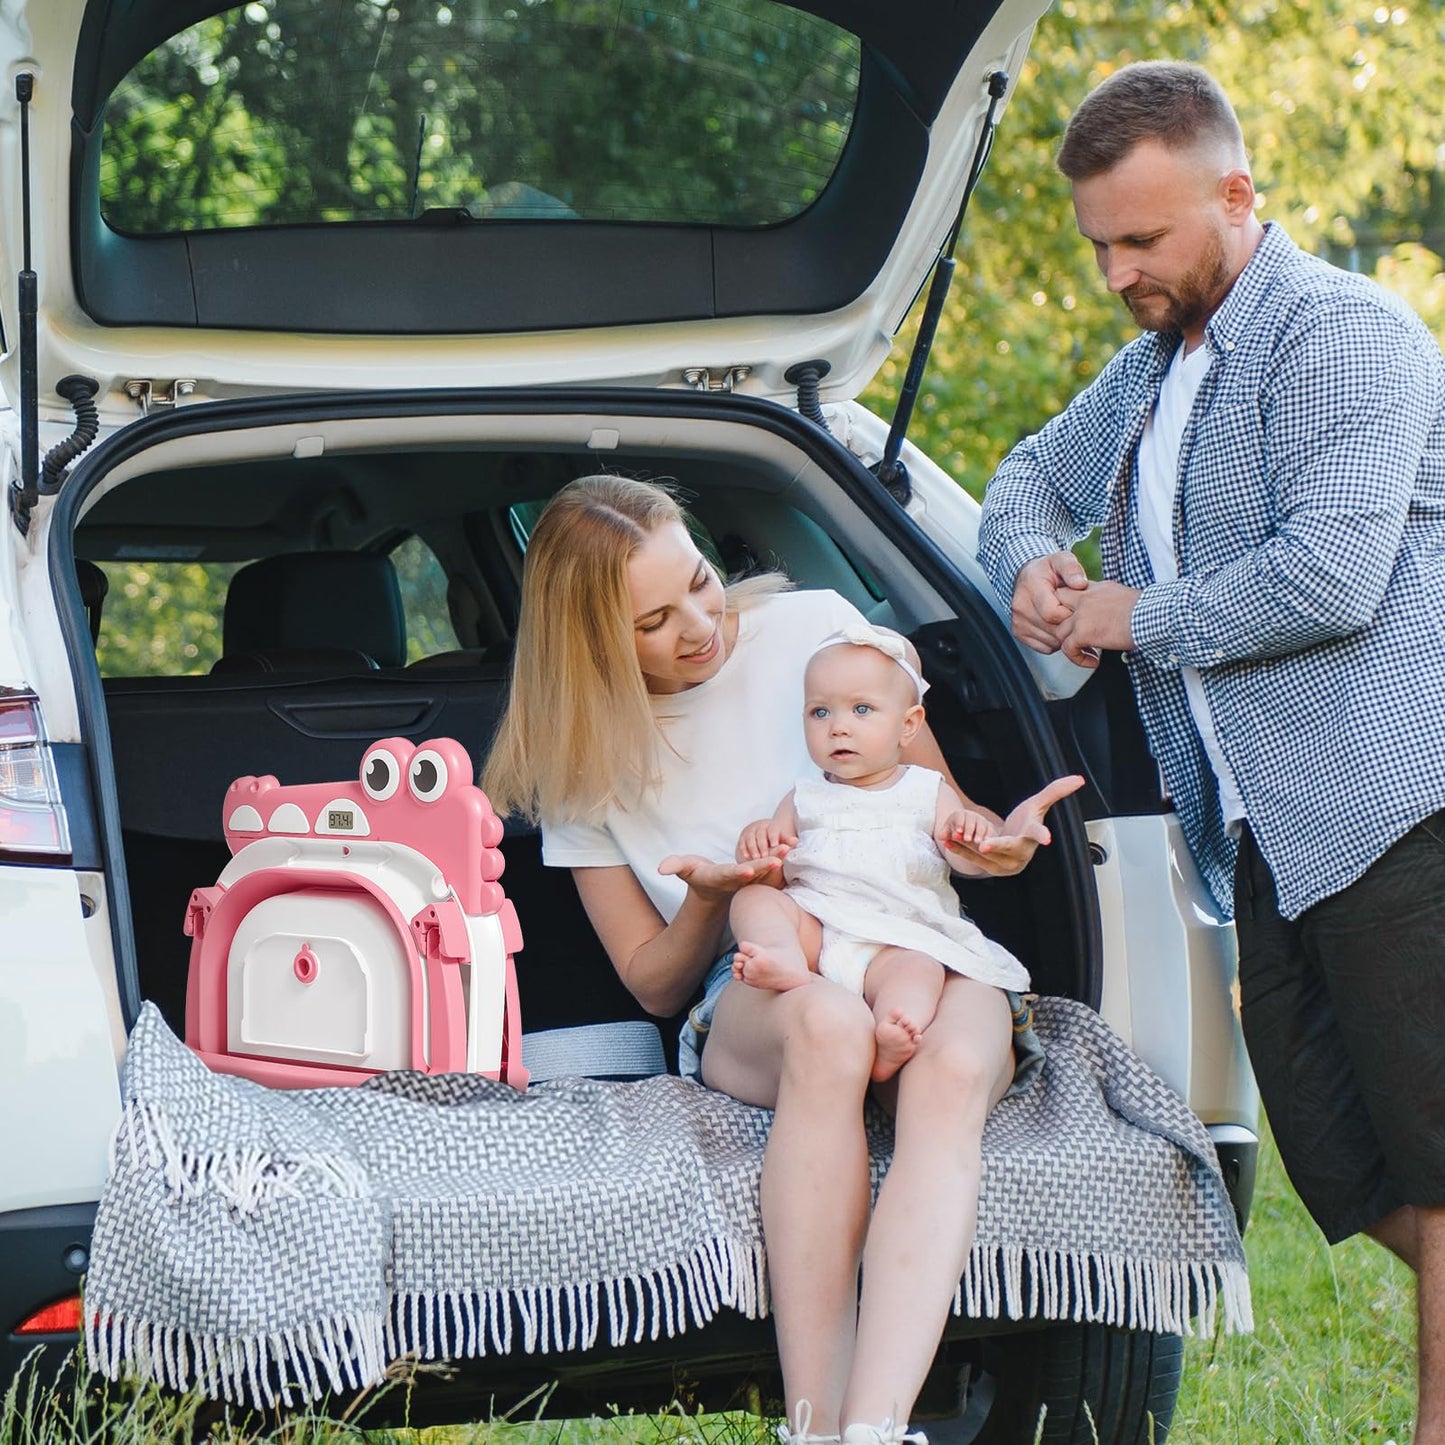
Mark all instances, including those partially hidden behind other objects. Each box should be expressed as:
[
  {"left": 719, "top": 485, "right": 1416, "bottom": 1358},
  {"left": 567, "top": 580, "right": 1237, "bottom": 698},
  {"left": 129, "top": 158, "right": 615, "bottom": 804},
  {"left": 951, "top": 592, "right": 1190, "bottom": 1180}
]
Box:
[{"left": 728, "top": 623, "right": 1032, "bottom": 1081}]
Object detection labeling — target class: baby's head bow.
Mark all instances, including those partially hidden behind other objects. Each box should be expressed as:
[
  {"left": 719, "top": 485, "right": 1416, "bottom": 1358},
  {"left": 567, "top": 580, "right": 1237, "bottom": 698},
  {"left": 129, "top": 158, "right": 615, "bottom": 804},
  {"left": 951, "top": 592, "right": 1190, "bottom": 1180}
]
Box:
[{"left": 810, "top": 622, "right": 929, "bottom": 703}]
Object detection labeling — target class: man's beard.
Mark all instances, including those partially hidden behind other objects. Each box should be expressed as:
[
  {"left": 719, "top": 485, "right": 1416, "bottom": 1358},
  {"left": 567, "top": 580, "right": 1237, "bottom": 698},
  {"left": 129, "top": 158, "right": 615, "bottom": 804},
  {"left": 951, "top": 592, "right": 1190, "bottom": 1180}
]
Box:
[{"left": 1121, "top": 227, "right": 1231, "bottom": 335}]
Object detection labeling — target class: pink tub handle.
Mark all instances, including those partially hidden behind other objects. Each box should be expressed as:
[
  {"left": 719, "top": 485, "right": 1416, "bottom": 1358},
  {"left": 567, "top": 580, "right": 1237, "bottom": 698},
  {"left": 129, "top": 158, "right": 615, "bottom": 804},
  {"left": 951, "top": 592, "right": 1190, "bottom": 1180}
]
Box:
[{"left": 293, "top": 943, "right": 319, "bottom": 984}]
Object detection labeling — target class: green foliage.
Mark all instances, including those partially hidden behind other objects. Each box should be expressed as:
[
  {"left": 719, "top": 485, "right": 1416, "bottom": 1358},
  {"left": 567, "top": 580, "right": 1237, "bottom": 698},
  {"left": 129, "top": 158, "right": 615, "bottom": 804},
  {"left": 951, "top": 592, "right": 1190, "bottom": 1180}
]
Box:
[
  {"left": 87, "top": 1, "right": 1445, "bottom": 649},
  {"left": 94, "top": 560, "right": 243, "bottom": 677},
  {"left": 100, "top": 0, "right": 859, "bottom": 232},
  {"left": 862, "top": 0, "right": 1445, "bottom": 506},
  {"left": 0, "top": 1351, "right": 776, "bottom": 1445}
]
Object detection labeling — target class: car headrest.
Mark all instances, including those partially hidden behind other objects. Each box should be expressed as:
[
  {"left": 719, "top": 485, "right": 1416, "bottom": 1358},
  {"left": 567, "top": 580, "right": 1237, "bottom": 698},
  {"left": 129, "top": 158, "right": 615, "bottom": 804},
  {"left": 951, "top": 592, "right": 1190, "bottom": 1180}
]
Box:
[
  {"left": 220, "top": 553, "right": 407, "bottom": 669},
  {"left": 404, "top": 639, "right": 514, "bottom": 676},
  {"left": 75, "top": 558, "right": 109, "bottom": 644},
  {"left": 210, "top": 647, "right": 380, "bottom": 676}
]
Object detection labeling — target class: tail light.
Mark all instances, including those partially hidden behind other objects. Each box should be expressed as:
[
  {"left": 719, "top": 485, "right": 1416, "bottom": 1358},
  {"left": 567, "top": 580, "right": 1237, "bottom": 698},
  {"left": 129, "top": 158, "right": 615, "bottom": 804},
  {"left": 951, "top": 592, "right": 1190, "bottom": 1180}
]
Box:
[
  {"left": 14, "top": 1295, "right": 82, "bottom": 1335},
  {"left": 0, "top": 691, "right": 71, "bottom": 861}
]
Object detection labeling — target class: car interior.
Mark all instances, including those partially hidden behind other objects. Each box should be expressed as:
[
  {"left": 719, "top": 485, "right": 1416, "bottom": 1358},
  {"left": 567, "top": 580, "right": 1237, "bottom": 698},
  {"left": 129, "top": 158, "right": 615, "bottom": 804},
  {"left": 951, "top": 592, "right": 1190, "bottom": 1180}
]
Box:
[{"left": 66, "top": 422, "right": 1100, "bottom": 1062}]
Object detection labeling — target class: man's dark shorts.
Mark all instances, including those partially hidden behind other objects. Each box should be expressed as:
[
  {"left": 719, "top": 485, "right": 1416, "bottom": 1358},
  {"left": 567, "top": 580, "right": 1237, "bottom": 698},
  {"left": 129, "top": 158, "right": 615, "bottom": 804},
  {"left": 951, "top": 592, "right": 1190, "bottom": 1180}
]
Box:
[{"left": 1234, "top": 809, "right": 1445, "bottom": 1243}]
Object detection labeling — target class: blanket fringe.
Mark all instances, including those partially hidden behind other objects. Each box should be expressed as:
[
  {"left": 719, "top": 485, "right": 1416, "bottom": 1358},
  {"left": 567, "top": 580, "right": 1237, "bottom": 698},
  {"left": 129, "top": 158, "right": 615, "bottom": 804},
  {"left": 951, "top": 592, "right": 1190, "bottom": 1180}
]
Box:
[
  {"left": 952, "top": 1244, "right": 1253, "bottom": 1336},
  {"left": 383, "top": 1238, "right": 770, "bottom": 1362},
  {"left": 88, "top": 1237, "right": 1249, "bottom": 1408},
  {"left": 86, "top": 1236, "right": 1249, "bottom": 1408},
  {"left": 112, "top": 1101, "right": 369, "bottom": 1215},
  {"left": 85, "top": 1306, "right": 386, "bottom": 1407}
]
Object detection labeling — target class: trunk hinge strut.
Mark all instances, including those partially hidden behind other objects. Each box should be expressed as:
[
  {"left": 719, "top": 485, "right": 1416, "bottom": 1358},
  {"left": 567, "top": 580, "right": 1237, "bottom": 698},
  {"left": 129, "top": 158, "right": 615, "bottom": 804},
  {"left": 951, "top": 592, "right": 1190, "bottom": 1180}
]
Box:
[
  {"left": 872, "top": 70, "right": 1009, "bottom": 506},
  {"left": 10, "top": 74, "right": 38, "bottom": 536},
  {"left": 9, "top": 75, "right": 102, "bottom": 535}
]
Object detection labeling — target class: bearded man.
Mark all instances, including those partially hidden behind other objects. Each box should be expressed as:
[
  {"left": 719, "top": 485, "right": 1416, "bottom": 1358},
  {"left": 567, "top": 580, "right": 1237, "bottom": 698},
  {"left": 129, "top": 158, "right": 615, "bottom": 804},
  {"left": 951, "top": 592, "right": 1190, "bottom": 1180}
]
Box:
[{"left": 978, "top": 60, "right": 1445, "bottom": 1445}]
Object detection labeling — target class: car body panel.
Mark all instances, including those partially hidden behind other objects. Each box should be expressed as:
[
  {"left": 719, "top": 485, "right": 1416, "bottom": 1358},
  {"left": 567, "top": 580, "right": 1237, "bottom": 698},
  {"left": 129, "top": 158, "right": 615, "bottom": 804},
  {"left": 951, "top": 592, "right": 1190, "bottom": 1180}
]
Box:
[
  {"left": 1089, "top": 814, "right": 1257, "bottom": 1130},
  {"left": 0, "top": 862, "right": 120, "bottom": 1213}
]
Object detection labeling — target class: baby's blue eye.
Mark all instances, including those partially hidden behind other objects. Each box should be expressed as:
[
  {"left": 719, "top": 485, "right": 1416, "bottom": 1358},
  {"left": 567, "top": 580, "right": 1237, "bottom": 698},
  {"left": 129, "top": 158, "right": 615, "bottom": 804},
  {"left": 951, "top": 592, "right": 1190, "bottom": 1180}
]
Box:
[
  {"left": 810, "top": 707, "right": 829, "bottom": 720},
  {"left": 853, "top": 703, "right": 872, "bottom": 716}
]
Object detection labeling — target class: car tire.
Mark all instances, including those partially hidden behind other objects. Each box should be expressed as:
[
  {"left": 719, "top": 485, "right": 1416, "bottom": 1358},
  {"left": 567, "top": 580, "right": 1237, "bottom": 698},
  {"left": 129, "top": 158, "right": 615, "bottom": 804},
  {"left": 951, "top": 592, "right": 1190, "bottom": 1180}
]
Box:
[{"left": 971, "top": 1322, "right": 1183, "bottom": 1444}]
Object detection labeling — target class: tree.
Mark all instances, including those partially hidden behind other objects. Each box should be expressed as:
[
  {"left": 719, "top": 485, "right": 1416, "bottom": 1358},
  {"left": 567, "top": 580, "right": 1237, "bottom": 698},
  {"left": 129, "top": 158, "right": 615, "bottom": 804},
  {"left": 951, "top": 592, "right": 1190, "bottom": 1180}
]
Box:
[
  {"left": 100, "top": 0, "right": 859, "bottom": 231},
  {"left": 92, "top": 0, "right": 1445, "bottom": 669},
  {"left": 862, "top": 0, "right": 1445, "bottom": 502}
]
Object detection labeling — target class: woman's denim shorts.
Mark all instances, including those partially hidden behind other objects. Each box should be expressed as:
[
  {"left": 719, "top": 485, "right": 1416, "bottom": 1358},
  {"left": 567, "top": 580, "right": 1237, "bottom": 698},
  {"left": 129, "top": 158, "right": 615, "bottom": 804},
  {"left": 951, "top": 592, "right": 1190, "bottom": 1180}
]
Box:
[
  {"left": 677, "top": 952, "right": 734, "bottom": 1083},
  {"left": 676, "top": 951, "right": 1044, "bottom": 1098}
]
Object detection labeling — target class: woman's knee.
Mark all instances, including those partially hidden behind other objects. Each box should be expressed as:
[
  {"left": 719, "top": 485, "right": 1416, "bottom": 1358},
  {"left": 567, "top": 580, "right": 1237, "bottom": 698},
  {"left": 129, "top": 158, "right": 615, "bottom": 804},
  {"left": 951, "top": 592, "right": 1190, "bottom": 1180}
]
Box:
[
  {"left": 910, "top": 1022, "right": 1009, "bottom": 1110},
  {"left": 778, "top": 984, "right": 874, "bottom": 1083}
]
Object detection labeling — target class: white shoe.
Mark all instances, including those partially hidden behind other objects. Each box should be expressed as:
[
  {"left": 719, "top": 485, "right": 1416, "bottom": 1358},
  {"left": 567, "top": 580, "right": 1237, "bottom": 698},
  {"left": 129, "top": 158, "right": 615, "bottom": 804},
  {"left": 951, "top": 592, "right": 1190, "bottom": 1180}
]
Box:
[
  {"left": 777, "top": 1400, "right": 841, "bottom": 1445},
  {"left": 840, "top": 1421, "right": 928, "bottom": 1445}
]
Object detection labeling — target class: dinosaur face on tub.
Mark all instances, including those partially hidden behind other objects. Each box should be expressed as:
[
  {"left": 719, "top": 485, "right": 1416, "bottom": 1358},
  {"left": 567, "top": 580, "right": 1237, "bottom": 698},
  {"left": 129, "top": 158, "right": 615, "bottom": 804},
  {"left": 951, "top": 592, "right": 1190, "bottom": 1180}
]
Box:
[{"left": 222, "top": 737, "right": 506, "bottom": 913}]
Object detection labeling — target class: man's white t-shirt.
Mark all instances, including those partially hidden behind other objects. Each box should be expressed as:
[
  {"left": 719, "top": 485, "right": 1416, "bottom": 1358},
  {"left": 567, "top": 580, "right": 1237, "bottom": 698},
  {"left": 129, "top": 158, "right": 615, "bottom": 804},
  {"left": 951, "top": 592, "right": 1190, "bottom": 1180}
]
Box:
[
  {"left": 1137, "top": 340, "right": 1247, "bottom": 832},
  {"left": 542, "top": 588, "right": 867, "bottom": 933}
]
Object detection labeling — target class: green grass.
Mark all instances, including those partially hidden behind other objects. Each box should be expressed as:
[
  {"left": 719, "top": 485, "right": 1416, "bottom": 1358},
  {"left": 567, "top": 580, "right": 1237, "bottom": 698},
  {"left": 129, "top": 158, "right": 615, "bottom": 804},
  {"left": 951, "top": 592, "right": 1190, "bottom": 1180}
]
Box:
[
  {"left": 1169, "top": 1123, "right": 1417, "bottom": 1443},
  {"left": 3, "top": 1126, "right": 1417, "bottom": 1444}
]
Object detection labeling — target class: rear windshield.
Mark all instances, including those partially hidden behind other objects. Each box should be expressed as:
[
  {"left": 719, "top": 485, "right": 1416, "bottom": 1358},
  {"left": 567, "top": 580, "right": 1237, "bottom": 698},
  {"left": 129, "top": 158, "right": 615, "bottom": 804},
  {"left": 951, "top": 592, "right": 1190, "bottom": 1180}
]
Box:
[{"left": 99, "top": 0, "right": 862, "bottom": 235}]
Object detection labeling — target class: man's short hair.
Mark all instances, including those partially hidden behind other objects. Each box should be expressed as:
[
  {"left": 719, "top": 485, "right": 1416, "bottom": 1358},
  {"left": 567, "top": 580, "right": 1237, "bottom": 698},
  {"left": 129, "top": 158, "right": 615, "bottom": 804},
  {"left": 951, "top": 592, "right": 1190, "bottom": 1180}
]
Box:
[{"left": 1056, "top": 61, "right": 1247, "bottom": 181}]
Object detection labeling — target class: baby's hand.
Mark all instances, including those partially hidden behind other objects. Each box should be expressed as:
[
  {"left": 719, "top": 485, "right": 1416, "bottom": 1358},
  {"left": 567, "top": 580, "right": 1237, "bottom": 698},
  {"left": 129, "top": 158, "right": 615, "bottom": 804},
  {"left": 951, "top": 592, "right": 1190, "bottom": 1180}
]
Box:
[
  {"left": 735, "top": 818, "right": 797, "bottom": 864},
  {"left": 937, "top": 808, "right": 997, "bottom": 855}
]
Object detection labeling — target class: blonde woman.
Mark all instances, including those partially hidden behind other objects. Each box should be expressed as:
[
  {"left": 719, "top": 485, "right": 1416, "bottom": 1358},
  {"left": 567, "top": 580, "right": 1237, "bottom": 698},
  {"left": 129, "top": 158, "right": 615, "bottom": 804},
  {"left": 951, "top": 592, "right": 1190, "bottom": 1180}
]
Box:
[{"left": 483, "top": 475, "right": 1080, "bottom": 1445}]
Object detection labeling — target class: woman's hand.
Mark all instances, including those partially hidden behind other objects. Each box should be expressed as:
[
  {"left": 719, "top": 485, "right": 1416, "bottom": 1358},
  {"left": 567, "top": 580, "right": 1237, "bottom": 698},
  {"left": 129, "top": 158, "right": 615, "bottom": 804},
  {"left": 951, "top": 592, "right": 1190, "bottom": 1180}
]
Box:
[
  {"left": 943, "top": 774, "right": 1086, "bottom": 876},
  {"left": 658, "top": 853, "right": 782, "bottom": 901}
]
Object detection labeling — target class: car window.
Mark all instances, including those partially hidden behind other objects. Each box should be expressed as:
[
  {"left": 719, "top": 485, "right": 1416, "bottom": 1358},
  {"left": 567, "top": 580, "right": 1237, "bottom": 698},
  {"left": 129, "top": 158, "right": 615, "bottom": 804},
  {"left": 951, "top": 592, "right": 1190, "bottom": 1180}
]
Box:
[
  {"left": 391, "top": 535, "right": 459, "bottom": 663},
  {"left": 100, "top": 0, "right": 860, "bottom": 236},
  {"left": 94, "top": 559, "right": 245, "bottom": 677}
]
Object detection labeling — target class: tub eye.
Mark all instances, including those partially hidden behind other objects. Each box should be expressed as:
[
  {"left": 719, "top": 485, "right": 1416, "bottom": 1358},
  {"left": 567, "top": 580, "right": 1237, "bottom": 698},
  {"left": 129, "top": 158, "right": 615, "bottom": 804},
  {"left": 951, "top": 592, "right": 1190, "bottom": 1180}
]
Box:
[
  {"left": 361, "top": 747, "right": 401, "bottom": 802},
  {"left": 409, "top": 748, "right": 449, "bottom": 803}
]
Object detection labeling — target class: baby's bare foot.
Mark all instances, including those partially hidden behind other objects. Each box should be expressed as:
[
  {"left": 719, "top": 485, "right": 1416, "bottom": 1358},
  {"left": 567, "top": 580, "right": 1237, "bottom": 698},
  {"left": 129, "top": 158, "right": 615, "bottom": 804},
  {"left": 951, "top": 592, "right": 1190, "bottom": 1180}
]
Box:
[
  {"left": 733, "top": 940, "right": 813, "bottom": 992},
  {"left": 872, "top": 1008, "right": 922, "bottom": 1082}
]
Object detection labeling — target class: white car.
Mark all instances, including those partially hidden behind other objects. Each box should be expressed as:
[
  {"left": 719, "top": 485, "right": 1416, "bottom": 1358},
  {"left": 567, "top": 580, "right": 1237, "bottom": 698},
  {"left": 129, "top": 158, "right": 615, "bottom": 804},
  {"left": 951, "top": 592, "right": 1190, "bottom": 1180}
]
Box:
[{"left": 0, "top": 1, "right": 1257, "bottom": 1439}]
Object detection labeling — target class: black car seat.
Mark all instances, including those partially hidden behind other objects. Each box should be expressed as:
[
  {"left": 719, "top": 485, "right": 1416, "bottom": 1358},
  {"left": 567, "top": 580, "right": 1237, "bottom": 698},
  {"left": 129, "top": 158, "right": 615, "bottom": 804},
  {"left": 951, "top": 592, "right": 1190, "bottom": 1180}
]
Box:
[{"left": 210, "top": 551, "right": 407, "bottom": 674}]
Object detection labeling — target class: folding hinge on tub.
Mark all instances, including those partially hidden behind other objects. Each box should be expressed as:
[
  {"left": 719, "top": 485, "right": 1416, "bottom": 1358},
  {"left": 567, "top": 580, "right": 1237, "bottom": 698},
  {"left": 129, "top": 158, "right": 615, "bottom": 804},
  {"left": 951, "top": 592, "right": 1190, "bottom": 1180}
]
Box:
[{"left": 184, "top": 736, "right": 527, "bottom": 1090}]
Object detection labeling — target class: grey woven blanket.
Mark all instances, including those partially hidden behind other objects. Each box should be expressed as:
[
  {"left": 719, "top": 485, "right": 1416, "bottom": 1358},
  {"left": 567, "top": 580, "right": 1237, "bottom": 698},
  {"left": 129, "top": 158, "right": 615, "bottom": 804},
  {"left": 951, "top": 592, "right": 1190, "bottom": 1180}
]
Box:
[{"left": 85, "top": 997, "right": 1251, "bottom": 1407}]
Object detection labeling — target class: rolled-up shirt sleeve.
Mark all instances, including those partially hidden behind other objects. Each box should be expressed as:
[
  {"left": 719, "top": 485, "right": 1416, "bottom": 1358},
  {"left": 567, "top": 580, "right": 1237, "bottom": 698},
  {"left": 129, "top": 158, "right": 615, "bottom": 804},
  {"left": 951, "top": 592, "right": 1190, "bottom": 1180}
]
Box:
[
  {"left": 1130, "top": 301, "right": 1442, "bottom": 670},
  {"left": 978, "top": 349, "right": 1136, "bottom": 604}
]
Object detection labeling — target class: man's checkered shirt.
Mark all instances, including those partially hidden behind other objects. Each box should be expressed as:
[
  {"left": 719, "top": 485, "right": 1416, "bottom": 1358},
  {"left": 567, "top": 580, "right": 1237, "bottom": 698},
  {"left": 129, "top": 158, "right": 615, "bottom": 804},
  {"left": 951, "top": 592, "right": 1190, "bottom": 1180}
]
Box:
[{"left": 978, "top": 223, "right": 1445, "bottom": 920}]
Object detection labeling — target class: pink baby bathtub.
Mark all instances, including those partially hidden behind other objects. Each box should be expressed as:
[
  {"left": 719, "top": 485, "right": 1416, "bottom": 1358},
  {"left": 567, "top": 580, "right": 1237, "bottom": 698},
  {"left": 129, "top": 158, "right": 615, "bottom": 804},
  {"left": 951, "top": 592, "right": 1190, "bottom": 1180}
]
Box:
[{"left": 183, "top": 736, "right": 527, "bottom": 1090}]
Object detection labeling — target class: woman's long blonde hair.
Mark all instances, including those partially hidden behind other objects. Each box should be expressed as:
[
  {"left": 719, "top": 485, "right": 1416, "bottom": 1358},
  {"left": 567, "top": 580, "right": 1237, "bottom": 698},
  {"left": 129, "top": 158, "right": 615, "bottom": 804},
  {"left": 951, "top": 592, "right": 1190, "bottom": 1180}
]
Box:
[{"left": 481, "top": 475, "right": 788, "bottom": 824}]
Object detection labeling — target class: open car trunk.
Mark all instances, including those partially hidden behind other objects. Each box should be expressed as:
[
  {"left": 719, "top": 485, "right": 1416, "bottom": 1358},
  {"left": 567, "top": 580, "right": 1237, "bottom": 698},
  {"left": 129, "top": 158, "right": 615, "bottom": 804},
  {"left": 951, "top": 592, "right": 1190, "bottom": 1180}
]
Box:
[
  {"left": 58, "top": 389, "right": 1101, "bottom": 1035},
  {"left": 50, "top": 388, "right": 1102, "bottom": 1417}
]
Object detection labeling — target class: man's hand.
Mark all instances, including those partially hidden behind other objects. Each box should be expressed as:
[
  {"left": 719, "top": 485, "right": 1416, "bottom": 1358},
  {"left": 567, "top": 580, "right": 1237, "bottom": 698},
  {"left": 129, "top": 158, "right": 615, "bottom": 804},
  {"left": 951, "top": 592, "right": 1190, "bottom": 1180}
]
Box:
[
  {"left": 658, "top": 854, "right": 781, "bottom": 900},
  {"left": 1054, "top": 581, "right": 1141, "bottom": 668},
  {"left": 945, "top": 774, "right": 1086, "bottom": 875},
  {"left": 1011, "top": 552, "right": 1090, "bottom": 653}
]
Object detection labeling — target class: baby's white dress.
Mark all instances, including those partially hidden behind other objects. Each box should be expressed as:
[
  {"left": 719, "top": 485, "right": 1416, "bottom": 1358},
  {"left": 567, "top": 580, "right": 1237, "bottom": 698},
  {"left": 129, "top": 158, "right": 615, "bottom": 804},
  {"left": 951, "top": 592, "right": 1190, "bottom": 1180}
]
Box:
[{"left": 783, "top": 764, "right": 1030, "bottom": 994}]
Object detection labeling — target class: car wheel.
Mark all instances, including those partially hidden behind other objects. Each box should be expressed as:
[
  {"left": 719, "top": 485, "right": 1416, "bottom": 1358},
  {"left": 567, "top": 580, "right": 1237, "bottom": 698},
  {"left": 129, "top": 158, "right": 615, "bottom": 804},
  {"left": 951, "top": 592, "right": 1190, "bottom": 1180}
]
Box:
[{"left": 971, "top": 1322, "right": 1183, "bottom": 1444}]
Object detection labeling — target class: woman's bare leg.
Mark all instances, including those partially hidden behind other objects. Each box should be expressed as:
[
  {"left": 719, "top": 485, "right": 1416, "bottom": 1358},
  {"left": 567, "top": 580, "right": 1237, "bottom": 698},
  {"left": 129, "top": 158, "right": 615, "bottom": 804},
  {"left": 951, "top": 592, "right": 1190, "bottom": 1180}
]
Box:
[
  {"left": 703, "top": 974, "right": 876, "bottom": 1433},
  {"left": 862, "top": 948, "right": 947, "bottom": 1082},
  {"left": 841, "top": 976, "right": 1014, "bottom": 1430}
]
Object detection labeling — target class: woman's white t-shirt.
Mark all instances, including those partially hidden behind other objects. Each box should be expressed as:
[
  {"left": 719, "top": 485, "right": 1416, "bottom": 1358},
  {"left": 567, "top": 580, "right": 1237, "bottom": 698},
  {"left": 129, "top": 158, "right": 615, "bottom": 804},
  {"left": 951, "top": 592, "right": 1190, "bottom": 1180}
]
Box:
[{"left": 542, "top": 588, "right": 866, "bottom": 934}]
